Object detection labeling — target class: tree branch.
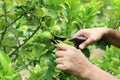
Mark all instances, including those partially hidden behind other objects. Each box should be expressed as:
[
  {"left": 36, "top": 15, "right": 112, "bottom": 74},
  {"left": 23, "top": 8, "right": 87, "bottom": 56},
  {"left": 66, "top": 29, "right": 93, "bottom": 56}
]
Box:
[
  {"left": 0, "top": 14, "right": 24, "bottom": 44},
  {"left": 4, "top": 2, "right": 7, "bottom": 23},
  {"left": 0, "top": 11, "right": 10, "bottom": 19},
  {"left": 0, "top": 14, "right": 4, "bottom": 19},
  {"left": 114, "top": 21, "right": 120, "bottom": 29},
  {"left": 8, "top": 17, "right": 43, "bottom": 57}
]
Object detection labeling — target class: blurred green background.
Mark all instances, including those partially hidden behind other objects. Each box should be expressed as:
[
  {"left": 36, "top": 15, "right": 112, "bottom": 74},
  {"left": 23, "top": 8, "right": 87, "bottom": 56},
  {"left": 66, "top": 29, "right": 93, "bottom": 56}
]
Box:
[{"left": 0, "top": 0, "right": 120, "bottom": 80}]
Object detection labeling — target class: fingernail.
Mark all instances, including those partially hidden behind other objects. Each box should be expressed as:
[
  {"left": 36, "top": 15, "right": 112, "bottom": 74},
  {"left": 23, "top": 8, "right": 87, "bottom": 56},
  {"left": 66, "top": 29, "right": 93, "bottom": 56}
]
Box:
[{"left": 79, "top": 45, "right": 84, "bottom": 49}]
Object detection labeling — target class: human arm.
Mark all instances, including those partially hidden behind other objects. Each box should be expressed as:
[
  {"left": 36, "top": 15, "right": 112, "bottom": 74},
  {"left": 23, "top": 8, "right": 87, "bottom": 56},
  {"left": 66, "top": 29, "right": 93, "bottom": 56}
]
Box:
[
  {"left": 73, "top": 28, "right": 120, "bottom": 49},
  {"left": 103, "top": 28, "right": 120, "bottom": 48},
  {"left": 55, "top": 43, "right": 119, "bottom": 80}
]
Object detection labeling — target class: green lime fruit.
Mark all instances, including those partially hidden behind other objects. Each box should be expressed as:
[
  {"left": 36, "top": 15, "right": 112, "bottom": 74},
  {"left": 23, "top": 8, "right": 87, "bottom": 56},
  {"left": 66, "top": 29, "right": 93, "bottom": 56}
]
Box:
[
  {"left": 51, "top": 25, "right": 61, "bottom": 35},
  {"left": 40, "top": 31, "right": 53, "bottom": 41}
]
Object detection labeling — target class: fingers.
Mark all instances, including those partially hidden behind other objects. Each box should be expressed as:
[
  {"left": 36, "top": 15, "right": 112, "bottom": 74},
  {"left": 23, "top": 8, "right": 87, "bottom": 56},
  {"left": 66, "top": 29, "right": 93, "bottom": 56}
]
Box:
[
  {"left": 73, "top": 29, "right": 85, "bottom": 37},
  {"left": 56, "top": 61, "right": 69, "bottom": 71},
  {"left": 56, "top": 43, "right": 72, "bottom": 71},
  {"left": 79, "top": 38, "right": 93, "bottom": 49},
  {"left": 73, "top": 29, "right": 97, "bottom": 49},
  {"left": 57, "top": 43, "right": 74, "bottom": 51},
  {"left": 56, "top": 51, "right": 65, "bottom": 57},
  {"left": 56, "top": 64, "right": 66, "bottom": 71},
  {"left": 55, "top": 58, "right": 64, "bottom": 64},
  {"left": 73, "top": 30, "right": 89, "bottom": 49},
  {"left": 55, "top": 51, "right": 66, "bottom": 71}
]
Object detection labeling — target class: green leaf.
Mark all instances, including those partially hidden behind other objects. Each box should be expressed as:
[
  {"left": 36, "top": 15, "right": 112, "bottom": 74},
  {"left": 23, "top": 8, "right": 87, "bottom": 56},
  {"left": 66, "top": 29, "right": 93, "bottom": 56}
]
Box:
[
  {"left": 1, "top": 37, "right": 19, "bottom": 47},
  {"left": 116, "top": 74, "right": 120, "bottom": 79},
  {"left": 35, "top": 7, "right": 44, "bottom": 18},
  {"left": 15, "top": 0, "right": 26, "bottom": 6},
  {"left": 0, "top": 21, "right": 5, "bottom": 33},
  {"left": 43, "top": 16, "right": 55, "bottom": 27},
  {"left": 65, "top": 0, "right": 81, "bottom": 18},
  {"left": 0, "top": 50, "right": 11, "bottom": 71},
  {"left": 2, "top": 2, "right": 6, "bottom": 13},
  {"left": 82, "top": 48, "right": 90, "bottom": 58},
  {"left": 6, "top": 0, "right": 14, "bottom": 6},
  {"left": 8, "top": 27, "right": 23, "bottom": 37}
]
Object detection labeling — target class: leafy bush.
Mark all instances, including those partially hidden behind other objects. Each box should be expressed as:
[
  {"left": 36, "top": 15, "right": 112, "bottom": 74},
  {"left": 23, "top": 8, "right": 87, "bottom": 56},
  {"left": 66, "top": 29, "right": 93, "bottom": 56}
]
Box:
[
  {"left": 0, "top": 0, "right": 120, "bottom": 80},
  {"left": 92, "top": 46, "right": 120, "bottom": 79}
]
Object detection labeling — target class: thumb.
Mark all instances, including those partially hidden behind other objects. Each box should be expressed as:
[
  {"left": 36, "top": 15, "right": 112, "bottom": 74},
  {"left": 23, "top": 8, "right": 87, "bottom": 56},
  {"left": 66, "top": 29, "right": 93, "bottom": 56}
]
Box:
[{"left": 79, "top": 39, "right": 92, "bottom": 49}]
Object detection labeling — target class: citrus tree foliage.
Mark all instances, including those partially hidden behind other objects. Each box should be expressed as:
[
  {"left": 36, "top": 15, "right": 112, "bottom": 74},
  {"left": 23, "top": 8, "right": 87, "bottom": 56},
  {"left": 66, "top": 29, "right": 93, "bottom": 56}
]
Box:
[{"left": 0, "top": 0, "right": 120, "bottom": 80}]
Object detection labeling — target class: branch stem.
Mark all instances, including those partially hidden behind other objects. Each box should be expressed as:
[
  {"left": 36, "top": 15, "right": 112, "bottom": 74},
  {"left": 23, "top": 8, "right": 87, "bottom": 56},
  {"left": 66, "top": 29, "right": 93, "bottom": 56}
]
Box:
[
  {"left": 9, "top": 17, "right": 42, "bottom": 57},
  {"left": 0, "top": 14, "right": 24, "bottom": 44}
]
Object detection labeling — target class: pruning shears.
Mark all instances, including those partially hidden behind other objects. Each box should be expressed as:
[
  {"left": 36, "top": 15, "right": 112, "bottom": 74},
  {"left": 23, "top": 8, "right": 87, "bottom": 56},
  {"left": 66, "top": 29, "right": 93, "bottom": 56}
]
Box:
[
  {"left": 51, "top": 36, "right": 90, "bottom": 57},
  {"left": 51, "top": 36, "right": 87, "bottom": 49}
]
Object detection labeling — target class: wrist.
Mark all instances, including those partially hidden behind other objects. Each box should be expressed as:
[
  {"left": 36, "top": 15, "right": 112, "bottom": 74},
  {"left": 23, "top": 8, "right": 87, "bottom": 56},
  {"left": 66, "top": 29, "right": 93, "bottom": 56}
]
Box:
[
  {"left": 102, "top": 28, "right": 112, "bottom": 39},
  {"left": 82, "top": 64, "right": 100, "bottom": 80},
  {"left": 79, "top": 63, "right": 96, "bottom": 79},
  {"left": 82, "top": 64, "right": 119, "bottom": 80}
]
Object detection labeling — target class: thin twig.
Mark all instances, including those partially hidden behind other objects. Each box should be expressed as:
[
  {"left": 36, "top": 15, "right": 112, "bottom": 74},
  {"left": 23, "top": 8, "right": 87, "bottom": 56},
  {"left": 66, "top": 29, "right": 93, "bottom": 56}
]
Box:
[
  {"left": 0, "top": 14, "right": 4, "bottom": 19},
  {"left": 114, "top": 21, "right": 120, "bottom": 29},
  {"left": 9, "top": 17, "right": 43, "bottom": 57},
  {"left": 0, "top": 14, "right": 24, "bottom": 44},
  {"left": 0, "top": 10, "right": 10, "bottom": 19},
  {"left": 9, "top": 25, "right": 41, "bottom": 57},
  {"left": 4, "top": 2, "right": 7, "bottom": 23}
]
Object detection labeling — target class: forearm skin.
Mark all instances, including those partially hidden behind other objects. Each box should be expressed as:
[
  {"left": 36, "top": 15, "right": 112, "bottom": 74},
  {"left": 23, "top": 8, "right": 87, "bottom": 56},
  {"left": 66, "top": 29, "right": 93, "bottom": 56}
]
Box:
[
  {"left": 83, "top": 65, "right": 119, "bottom": 80},
  {"left": 103, "top": 28, "right": 120, "bottom": 48},
  {"left": 84, "top": 28, "right": 120, "bottom": 80}
]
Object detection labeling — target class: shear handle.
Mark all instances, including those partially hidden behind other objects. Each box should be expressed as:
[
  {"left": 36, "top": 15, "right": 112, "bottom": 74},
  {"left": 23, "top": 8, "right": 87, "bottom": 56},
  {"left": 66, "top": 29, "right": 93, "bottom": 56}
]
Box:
[{"left": 69, "top": 37, "right": 87, "bottom": 49}]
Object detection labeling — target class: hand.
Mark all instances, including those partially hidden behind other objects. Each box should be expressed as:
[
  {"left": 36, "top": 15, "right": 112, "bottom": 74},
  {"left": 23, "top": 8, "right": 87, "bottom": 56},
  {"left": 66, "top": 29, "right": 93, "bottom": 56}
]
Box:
[
  {"left": 55, "top": 43, "right": 94, "bottom": 78},
  {"left": 73, "top": 28, "right": 108, "bottom": 49}
]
